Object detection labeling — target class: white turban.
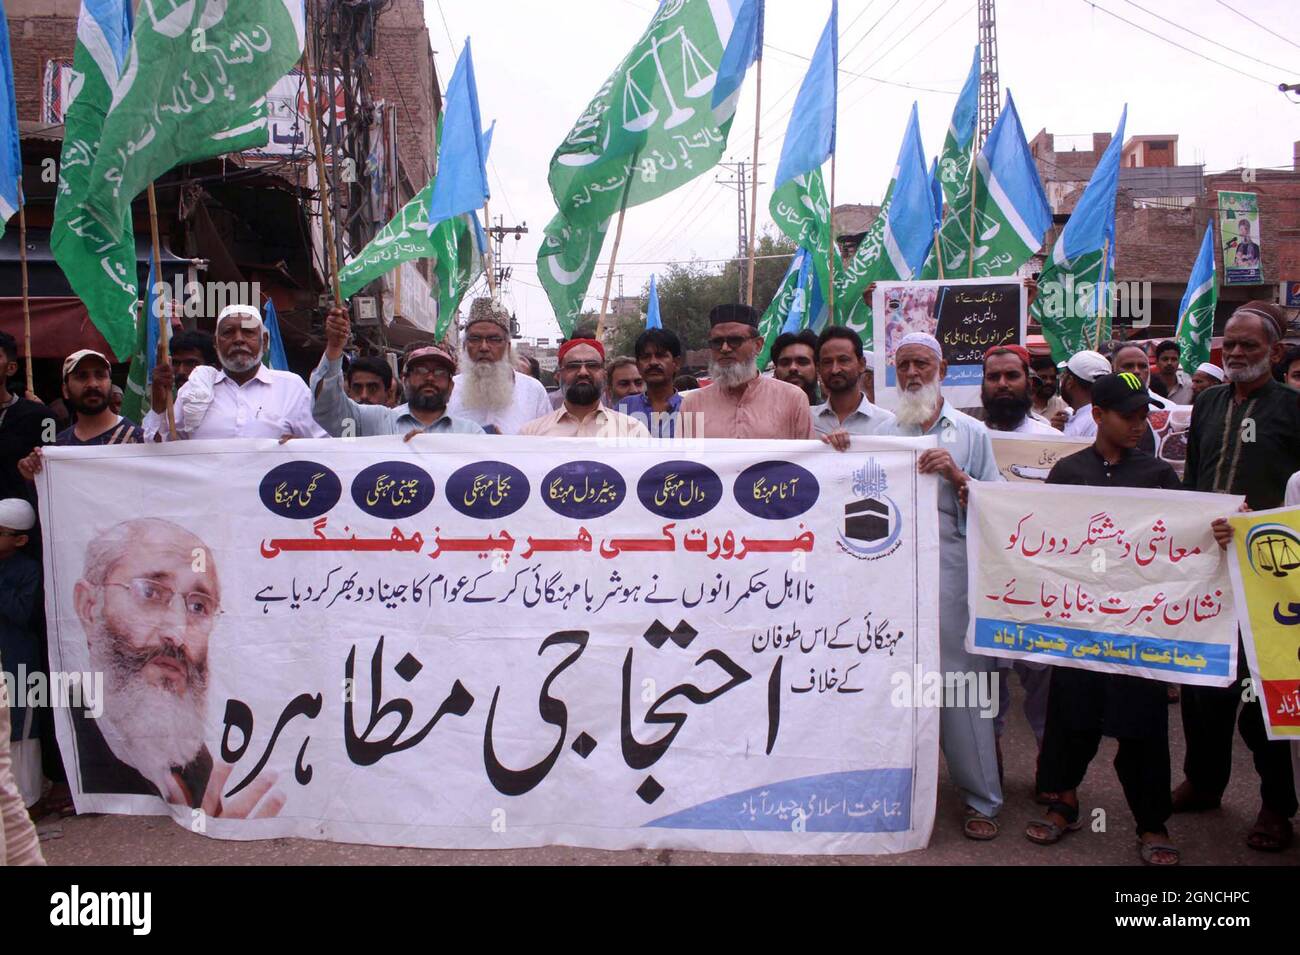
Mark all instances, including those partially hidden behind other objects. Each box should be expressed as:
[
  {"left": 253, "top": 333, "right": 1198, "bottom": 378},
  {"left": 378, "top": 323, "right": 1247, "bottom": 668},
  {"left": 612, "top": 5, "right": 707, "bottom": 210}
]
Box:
[
  {"left": 1195, "top": 362, "right": 1225, "bottom": 382},
  {"left": 895, "top": 332, "right": 943, "bottom": 359},
  {"left": 216, "top": 304, "right": 264, "bottom": 330},
  {"left": 0, "top": 498, "right": 36, "bottom": 531}
]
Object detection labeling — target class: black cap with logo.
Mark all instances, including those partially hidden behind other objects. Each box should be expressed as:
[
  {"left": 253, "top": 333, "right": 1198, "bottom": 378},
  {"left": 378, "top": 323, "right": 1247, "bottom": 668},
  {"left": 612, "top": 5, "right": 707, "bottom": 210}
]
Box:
[{"left": 1092, "top": 372, "right": 1161, "bottom": 414}]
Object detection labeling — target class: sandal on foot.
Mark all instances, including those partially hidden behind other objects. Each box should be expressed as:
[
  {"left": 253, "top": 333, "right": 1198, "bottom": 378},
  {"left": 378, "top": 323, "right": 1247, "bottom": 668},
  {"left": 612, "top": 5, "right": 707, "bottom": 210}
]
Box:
[
  {"left": 1025, "top": 801, "right": 1082, "bottom": 845},
  {"left": 963, "top": 807, "right": 1000, "bottom": 841},
  {"left": 1138, "top": 835, "right": 1180, "bottom": 865},
  {"left": 1246, "top": 810, "right": 1294, "bottom": 852}
]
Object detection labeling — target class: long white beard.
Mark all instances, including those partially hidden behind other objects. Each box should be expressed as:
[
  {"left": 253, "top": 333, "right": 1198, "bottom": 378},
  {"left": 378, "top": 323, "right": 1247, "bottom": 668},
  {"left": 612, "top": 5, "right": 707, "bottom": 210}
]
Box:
[
  {"left": 894, "top": 378, "right": 943, "bottom": 428},
  {"left": 87, "top": 619, "right": 208, "bottom": 796},
  {"left": 459, "top": 354, "right": 516, "bottom": 411},
  {"left": 1225, "top": 357, "right": 1271, "bottom": 384},
  {"left": 708, "top": 357, "right": 758, "bottom": 390}
]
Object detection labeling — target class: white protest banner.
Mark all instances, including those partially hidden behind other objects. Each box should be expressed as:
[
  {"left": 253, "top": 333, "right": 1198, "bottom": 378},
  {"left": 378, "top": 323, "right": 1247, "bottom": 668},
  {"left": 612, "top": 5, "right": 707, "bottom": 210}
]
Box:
[
  {"left": 988, "top": 431, "right": 1092, "bottom": 484},
  {"left": 871, "top": 277, "right": 1026, "bottom": 410},
  {"left": 966, "top": 482, "right": 1241, "bottom": 686},
  {"left": 37, "top": 435, "right": 939, "bottom": 855}
]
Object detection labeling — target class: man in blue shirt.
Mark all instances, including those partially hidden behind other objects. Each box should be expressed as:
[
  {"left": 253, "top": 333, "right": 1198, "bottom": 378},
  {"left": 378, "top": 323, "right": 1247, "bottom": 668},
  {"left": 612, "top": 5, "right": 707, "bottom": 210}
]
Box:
[
  {"left": 617, "top": 327, "right": 684, "bottom": 438},
  {"left": 311, "top": 306, "right": 483, "bottom": 438}
]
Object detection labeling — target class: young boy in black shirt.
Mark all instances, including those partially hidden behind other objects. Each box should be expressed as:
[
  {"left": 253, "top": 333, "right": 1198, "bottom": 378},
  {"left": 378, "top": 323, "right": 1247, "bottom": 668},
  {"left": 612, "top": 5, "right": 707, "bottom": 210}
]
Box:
[{"left": 1025, "top": 372, "right": 1184, "bottom": 865}]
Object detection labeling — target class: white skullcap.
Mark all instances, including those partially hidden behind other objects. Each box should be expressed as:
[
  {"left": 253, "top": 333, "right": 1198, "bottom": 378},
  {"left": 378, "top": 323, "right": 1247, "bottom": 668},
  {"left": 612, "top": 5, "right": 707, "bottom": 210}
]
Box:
[
  {"left": 895, "top": 332, "right": 943, "bottom": 359},
  {"left": 1065, "top": 350, "right": 1111, "bottom": 383},
  {"left": 1195, "top": 362, "right": 1225, "bottom": 382},
  {"left": 216, "top": 304, "right": 264, "bottom": 329},
  {"left": 0, "top": 498, "right": 36, "bottom": 531}
]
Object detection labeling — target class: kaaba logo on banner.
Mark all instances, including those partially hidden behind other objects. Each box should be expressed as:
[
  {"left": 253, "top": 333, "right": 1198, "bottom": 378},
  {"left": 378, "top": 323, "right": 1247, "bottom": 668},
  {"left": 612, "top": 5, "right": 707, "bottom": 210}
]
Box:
[{"left": 836, "top": 458, "right": 903, "bottom": 560}]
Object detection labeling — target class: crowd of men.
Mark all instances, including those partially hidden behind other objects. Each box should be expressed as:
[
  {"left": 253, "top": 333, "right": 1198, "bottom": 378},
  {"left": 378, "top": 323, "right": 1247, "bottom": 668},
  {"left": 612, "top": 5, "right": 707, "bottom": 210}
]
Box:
[{"left": 1, "top": 294, "right": 1298, "bottom": 867}]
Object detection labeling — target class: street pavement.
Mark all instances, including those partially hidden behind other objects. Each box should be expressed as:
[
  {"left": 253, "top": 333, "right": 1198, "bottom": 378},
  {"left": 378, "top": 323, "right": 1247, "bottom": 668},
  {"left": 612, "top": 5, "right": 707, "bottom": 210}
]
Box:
[{"left": 35, "top": 680, "right": 1298, "bottom": 866}]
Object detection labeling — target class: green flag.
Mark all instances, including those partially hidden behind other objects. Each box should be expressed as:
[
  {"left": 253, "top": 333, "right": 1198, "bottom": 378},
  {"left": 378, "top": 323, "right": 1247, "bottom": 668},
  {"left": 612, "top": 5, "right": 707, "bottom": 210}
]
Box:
[
  {"left": 339, "top": 182, "right": 436, "bottom": 300},
  {"left": 50, "top": 4, "right": 140, "bottom": 361},
  {"left": 1031, "top": 245, "right": 1113, "bottom": 359},
  {"left": 432, "top": 213, "right": 483, "bottom": 339},
  {"left": 1176, "top": 225, "right": 1217, "bottom": 374},
  {"left": 769, "top": 168, "right": 832, "bottom": 309},
  {"left": 83, "top": 1, "right": 304, "bottom": 234},
  {"left": 832, "top": 182, "right": 894, "bottom": 341},
  {"left": 119, "top": 303, "right": 150, "bottom": 425},
  {"left": 546, "top": 0, "right": 739, "bottom": 228},
  {"left": 537, "top": 213, "right": 609, "bottom": 338}
]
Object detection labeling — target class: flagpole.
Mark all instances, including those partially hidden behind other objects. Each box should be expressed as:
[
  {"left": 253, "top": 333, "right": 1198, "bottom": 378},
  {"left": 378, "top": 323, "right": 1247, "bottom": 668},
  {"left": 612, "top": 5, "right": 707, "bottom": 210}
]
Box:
[
  {"left": 745, "top": 52, "right": 763, "bottom": 306},
  {"left": 146, "top": 183, "right": 177, "bottom": 440},
  {"left": 966, "top": 154, "right": 978, "bottom": 278},
  {"left": 1095, "top": 236, "right": 1111, "bottom": 350},
  {"left": 934, "top": 229, "right": 945, "bottom": 280},
  {"left": 595, "top": 204, "right": 627, "bottom": 340},
  {"left": 302, "top": 46, "right": 343, "bottom": 306},
  {"left": 16, "top": 180, "right": 32, "bottom": 390},
  {"left": 828, "top": 152, "right": 836, "bottom": 327}
]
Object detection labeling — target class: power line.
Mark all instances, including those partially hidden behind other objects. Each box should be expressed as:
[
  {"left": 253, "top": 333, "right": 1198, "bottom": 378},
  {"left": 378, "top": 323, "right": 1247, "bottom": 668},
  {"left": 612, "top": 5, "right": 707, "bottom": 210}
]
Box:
[
  {"left": 1213, "top": 0, "right": 1300, "bottom": 53},
  {"left": 1119, "top": 0, "right": 1298, "bottom": 74},
  {"left": 1076, "top": 0, "right": 1277, "bottom": 87}
]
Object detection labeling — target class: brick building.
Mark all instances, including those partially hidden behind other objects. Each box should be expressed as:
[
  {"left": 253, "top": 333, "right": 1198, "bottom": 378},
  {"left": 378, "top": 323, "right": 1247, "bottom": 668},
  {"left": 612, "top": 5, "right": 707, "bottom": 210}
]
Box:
[{"left": 0, "top": 0, "right": 443, "bottom": 391}]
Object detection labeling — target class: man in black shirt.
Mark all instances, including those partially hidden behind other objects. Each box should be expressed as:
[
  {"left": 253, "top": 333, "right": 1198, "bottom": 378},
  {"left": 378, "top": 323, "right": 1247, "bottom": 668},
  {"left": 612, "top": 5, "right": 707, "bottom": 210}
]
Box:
[
  {"left": 0, "top": 331, "right": 53, "bottom": 503},
  {"left": 1026, "top": 373, "right": 1185, "bottom": 865},
  {"left": 1175, "top": 301, "right": 1299, "bottom": 852}
]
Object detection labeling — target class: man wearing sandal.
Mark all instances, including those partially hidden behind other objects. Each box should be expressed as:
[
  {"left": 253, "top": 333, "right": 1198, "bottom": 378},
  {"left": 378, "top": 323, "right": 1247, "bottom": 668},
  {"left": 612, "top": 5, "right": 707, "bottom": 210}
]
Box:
[{"left": 1026, "top": 374, "right": 1187, "bottom": 865}]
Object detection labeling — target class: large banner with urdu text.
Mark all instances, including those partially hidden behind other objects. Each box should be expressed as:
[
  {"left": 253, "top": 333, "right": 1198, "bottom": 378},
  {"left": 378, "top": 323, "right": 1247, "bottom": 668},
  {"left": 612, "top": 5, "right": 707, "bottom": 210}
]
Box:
[{"left": 37, "top": 435, "right": 939, "bottom": 854}]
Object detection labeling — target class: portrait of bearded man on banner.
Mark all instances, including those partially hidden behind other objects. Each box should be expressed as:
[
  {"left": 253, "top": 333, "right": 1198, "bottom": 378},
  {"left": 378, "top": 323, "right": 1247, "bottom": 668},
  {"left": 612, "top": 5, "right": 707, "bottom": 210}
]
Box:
[{"left": 68, "top": 518, "right": 283, "bottom": 818}]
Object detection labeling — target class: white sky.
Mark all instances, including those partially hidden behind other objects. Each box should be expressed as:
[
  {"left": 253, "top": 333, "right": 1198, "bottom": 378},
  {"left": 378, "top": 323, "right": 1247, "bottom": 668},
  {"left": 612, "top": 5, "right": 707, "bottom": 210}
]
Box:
[{"left": 424, "top": 0, "right": 1300, "bottom": 340}]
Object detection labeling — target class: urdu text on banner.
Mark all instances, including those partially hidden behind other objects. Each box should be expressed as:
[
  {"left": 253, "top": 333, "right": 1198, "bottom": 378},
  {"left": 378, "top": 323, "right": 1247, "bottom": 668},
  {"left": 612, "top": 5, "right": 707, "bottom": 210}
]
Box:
[{"left": 37, "top": 435, "right": 940, "bottom": 854}]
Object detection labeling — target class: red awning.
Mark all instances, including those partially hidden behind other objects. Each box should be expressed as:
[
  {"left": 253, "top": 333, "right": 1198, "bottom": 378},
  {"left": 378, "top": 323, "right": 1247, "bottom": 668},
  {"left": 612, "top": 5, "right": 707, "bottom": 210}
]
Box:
[{"left": 0, "top": 297, "right": 116, "bottom": 360}]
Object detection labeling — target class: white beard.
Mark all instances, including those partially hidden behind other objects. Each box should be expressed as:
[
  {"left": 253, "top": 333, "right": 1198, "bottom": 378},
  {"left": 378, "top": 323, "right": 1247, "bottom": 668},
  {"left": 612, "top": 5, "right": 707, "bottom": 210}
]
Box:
[
  {"left": 894, "top": 378, "right": 943, "bottom": 428},
  {"left": 459, "top": 353, "right": 516, "bottom": 411},
  {"left": 708, "top": 357, "right": 758, "bottom": 390},
  {"left": 1225, "top": 357, "right": 1271, "bottom": 384},
  {"left": 220, "top": 345, "right": 264, "bottom": 375},
  {"left": 87, "top": 619, "right": 208, "bottom": 796}
]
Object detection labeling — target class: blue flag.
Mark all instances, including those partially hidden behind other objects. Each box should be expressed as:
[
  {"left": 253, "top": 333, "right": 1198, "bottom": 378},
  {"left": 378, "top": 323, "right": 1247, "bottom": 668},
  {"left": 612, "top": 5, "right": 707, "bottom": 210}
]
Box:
[
  {"left": 145, "top": 259, "right": 163, "bottom": 380},
  {"left": 773, "top": 0, "right": 837, "bottom": 188},
  {"left": 779, "top": 247, "right": 827, "bottom": 333},
  {"left": 264, "top": 297, "right": 289, "bottom": 371},
  {"left": 0, "top": 0, "right": 21, "bottom": 235},
  {"left": 427, "top": 39, "right": 489, "bottom": 229},
  {"left": 1176, "top": 224, "right": 1217, "bottom": 373},
  {"left": 1057, "top": 105, "right": 1127, "bottom": 261},
  {"left": 646, "top": 273, "right": 662, "bottom": 329},
  {"left": 950, "top": 45, "right": 980, "bottom": 154},
  {"left": 712, "top": 0, "right": 764, "bottom": 110},
  {"left": 880, "top": 103, "right": 937, "bottom": 280}
]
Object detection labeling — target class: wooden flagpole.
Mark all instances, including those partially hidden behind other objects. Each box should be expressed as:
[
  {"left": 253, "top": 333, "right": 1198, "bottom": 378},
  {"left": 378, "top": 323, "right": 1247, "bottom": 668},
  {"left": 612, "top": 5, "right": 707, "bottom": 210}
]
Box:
[
  {"left": 828, "top": 152, "right": 836, "bottom": 327},
  {"left": 302, "top": 44, "right": 342, "bottom": 306},
  {"left": 934, "top": 227, "right": 946, "bottom": 280},
  {"left": 966, "top": 157, "right": 978, "bottom": 278},
  {"left": 146, "top": 183, "right": 177, "bottom": 440},
  {"left": 16, "top": 179, "right": 32, "bottom": 390},
  {"left": 595, "top": 205, "right": 627, "bottom": 340},
  {"left": 745, "top": 52, "right": 763, "bottom": 306},
  {"left": 1095, "top": 236, "right": 1111, "bottom": 349}
]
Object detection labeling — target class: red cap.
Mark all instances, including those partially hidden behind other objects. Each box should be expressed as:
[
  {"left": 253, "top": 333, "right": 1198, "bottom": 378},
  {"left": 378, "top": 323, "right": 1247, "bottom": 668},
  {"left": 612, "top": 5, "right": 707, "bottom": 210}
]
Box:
[
  {"left": 557, "top": 338, "right": 605, "bottom": 365},
  {"left": 984, "top": 344, "right": 1031, "bottom": 367}
]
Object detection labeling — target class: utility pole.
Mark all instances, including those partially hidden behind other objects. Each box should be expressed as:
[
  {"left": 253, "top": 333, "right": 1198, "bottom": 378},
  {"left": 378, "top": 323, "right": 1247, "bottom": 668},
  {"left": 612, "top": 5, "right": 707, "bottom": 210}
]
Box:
[
  {"left": 977, "top": 0, "right": 1000, "bottom": 149},
  {"left": 716, "top": 160, "right": 763, "bottom": 301},
  {"left": 487, "top": 216, "right": 528, "bottom": 293}
]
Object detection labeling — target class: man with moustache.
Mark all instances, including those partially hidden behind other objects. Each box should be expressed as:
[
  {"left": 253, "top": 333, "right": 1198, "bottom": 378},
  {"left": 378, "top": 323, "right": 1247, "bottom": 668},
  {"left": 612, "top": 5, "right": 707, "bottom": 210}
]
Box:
[
  {"left": 166, "top": 330, "right": 218, "bottom": 390},
  {"left": 1190, "top": 362, "right": 1225, "bottom": 399},
  {"left": 146, "top": 304, "right": 326, "bottom": 440},
  {"left": 980, "top": 345, "right": 1056, "bottom": 435},
  {"left": 310, "top": 307, "right": 483, "bottom": 437},
  {"left": 617, "top": 327, "right": 683, "bottom": 437},
  {"left": 679, "top": 304, "right": 813, "bottom": 439},
  {"left": 344, "top": 356, "right": 395, "bottom": 407},
  {"left": 811, "top": 326, "right": 894, "bottom": 441},
  {"left": 520, "top": 339, "right": 649, "bottom": 438},
  {"left": 447, "top": 312, "right": 551, "bottom": 434},
  {"left": 771, "top": 329, "right": 821, "bottom": 404},
  {"left": 880, "top": 331, "right": 1004, "bottom": 840},
  {"left": 605, "top": 357, "right": 645, "bottom": 406},
  {"left": 68, "top": 518, "right": 283, "bottom": 817},
  {"left": 1174, "top": 301, "right": 1300, "bottom": 852},
  {"left": 1029, "top": 354, "right": 1069, "bottom": 427}
]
